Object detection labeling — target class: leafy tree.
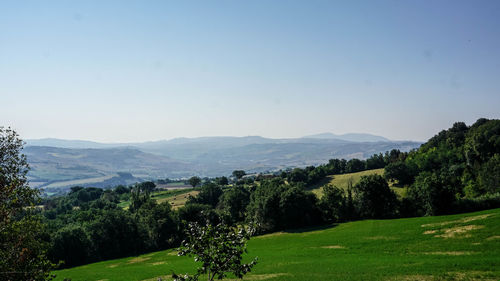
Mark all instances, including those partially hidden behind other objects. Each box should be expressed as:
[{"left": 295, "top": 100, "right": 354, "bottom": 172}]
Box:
[
  {"left": 288, "top": 168, "right": 307, "bottom": 183},
  {"left": 187, "top": 183, "right": 223, "bottom": 208},
  {"left": 278, "top": 186, "right": 321, "bottom": 228},
  {"left": 245, "top": 180, "right": 283, "bottom": 233},
  {"left": 178, "top": 203, "right": 219, "bottom": 225},
  {"left": 0, "top": 127, "right": 54, "bottom": 281},
  {"left": 86, "top": 209, "right": 145, "bottom": 261},
  {"left": 217, "top": 185, "right": 250, "bottom": 224},
  {"left": 129, "top": 185, "right": 153, "bottom": 213},
  {"left": 408, "top": 171, "right": 458, "bottom": 216},
  {"left": 172, "top": 222, "right": 257, "bottom": 281},
  {"left": 246, "top": 179, "right": 321, "bottom": 232},
  {"left": 384, "top": 161, "right": 414, "bottom": 185},
  {"left": 345, "top": 158, "right": 365, "bottom": 173},
  {"left": 49, "top": 225, "right": 91, "bottom": 267},
  {"left": 353, "top": 175, "right": 398, "bottom": 219},
  {"left": 327, "top": 159, "right": 346, "bottom": 174},
  {"left": 114, "top": 185, "right": 129, "bottom": 194},
  {"left": 477, "top": 154, "right": 500, "bottom": 194},
  {"left": 189, "top": 176, "right": 202, "bottom": 188},
  {"left": 366, "top": 153, "right": 386, "bottom": 169},
  {"left": 215, "top": 176, "right": 229, "bottom": 186},
  {"left": 138, "top": 181, "right": 156, "bottom": 193},
  {"left": 232, "top": 170, "right": 246, "bottom": 180},
  {"left": 319, "top": 185, "right": 345, "bottom": 222},
  {"left": 384, "top": 149, "right": 405, "bottom": 164},
  {"left": 137, "top": 201, "right": 179, "bottom": 250},
  {"left": 307, "top": 167, "right": 326, "bottom": 185}
]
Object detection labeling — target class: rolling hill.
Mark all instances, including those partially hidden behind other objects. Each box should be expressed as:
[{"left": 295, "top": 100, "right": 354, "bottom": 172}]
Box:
[{"left": 25, "top": 135, "right": 421, "bottom": 191}]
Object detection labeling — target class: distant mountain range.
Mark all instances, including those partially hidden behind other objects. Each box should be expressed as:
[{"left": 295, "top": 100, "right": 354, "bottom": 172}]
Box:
[
  {"left": 302, "top": 132, "right": 390, "bottom": 142},
  {"left": 24, "top": 134, "right": 421, "bottom": 192}
]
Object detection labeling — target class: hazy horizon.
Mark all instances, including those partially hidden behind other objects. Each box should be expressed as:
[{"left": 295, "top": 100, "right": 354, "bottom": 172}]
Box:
[{"left": 2, "top": 1, "right": 500, "bottom": 143}]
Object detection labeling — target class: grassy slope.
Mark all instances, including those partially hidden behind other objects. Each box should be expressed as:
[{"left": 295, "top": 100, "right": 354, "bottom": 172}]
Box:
[
  {"left": 117, "top": 189, "right": 198, "bottom": 210},
  {"left": 155, "top": 190, "right": 199, "bottom": 209},
  {"left": 308, "top": 168, "right": 384, "bottom": 197},
  {"left": 53, "top": 208, "right": 500, "bottom": 281}
]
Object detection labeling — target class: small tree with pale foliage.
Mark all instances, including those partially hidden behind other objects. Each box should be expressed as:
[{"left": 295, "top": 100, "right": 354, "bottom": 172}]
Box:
[{"left": 171, "top": 222, "right": 257, "bottom": 281}]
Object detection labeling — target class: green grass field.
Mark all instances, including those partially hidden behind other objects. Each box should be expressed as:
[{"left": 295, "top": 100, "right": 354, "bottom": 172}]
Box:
[{"left": 53, "top": 208, "right": 500, "bottom": 281}]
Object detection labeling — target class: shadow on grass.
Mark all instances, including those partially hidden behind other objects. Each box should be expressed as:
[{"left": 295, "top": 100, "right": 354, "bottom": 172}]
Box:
[
  {"left": 284, "top": 223, "right": 338, "bottom": 234},
  {"left": 304, "top": 176, "right": 333, "bottom": 192}
]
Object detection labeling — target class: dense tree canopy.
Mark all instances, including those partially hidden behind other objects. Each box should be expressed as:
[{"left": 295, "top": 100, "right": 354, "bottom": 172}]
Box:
[
  {"left": 188, "top": 176, "right": 202, "bottom": 188},
  {"left": 0, "top": 127, "right": 54, "bottom": 281},
  {"left": 353, "top": 174, "right": 398, "bottom": 219},
  {"left": 390, "top": 119, "right": 500, "bottom": 215}
]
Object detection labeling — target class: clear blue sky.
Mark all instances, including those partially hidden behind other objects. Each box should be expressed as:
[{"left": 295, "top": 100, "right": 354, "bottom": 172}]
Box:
[{"left": 1, "top": 0, "right": 499, "bottom": 142}]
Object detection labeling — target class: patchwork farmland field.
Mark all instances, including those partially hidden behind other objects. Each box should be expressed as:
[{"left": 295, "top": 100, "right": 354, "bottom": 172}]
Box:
[{"left": 53, "top": 208, "right": 500, "bottom": 281}]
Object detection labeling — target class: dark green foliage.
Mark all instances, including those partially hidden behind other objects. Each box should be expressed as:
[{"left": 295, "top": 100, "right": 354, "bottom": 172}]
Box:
[
  {"left": 187, "top": 183, "right": 223, "bottom": 208},
  {"left": 328, "top": 158, "right": 347, "bottom": 174},
  {"left": 214, "top": 176, "right": 229, "bottom": 186},
  {"left": 384, "top": 149, "right": 407, "bottom": 164},
  {"left": 279, "top": 186, "right": 321, "bottom": 228},
  {"left": 137, "top": 181, "right": 156, "bottom": 193},
  {"left": 288, "top": 168, "right": 308, "bottom": 183},
  {"left": 477, "top": 154, "right": 500, "bottom": 194},
  {"left": 217, "top": 185, "right": 250, "bottom": 224},
  {"left": 232, "top": 170, "right": 246, "bottom": 180},
  {"left": 384, "top": 161, "right": 414, "bottom": 185},
  {"left": 319, "top": 185, "right": 346, "bottom": 222},
  {"left": 137, "top": 201, "right": 179, "bottom": 250},
  {"left": 178, "top": 203, "right": 219, "bottom": 225},
  {"left": 46, "top": 190, "right": 183, "bottom": 268},
  {"left": 49, "top": 225, "right": 91, "bottom": 267},
  {"left": 246, "top": 179, "right": 320, "bottom": 233},
  {"left": 400, "top": 119, "right": 500, "bottom": 215},
  {"left": 86, "top": 209, "right": 146, "bottom": 261},
  {"left": 365, "top": 153, "right": 386, "bottom": 169},
  {"left": 129, "top": 185, "right": 154, "bottom": 213},
  {"left": 245, "top": 179, "right": 283, "bottom": 233},
  {"left": 345, "top": 158, "right": 365, "bottom": 173},
  {"left": 188, "top": 176, "right": 201, "bottom": 188},
  {"left": 113, "top": 185, "right": 129, "bottom": 194},
  {"left": 353, "top": 175, "right": 398, "bottom": 219},
  {"left": 172, "top": 222, "right": 257, "bottom": 281},
  {"left": 0, "top": 127, "right": 54, "bottom": 281},
  {"left": 408, "top": 172, "right": 458, "bottom": 216}
]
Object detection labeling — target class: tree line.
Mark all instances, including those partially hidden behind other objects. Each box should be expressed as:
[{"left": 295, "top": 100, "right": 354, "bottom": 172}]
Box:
[{"left": 1, "top": 118, "right": 499, "bottom": 280}]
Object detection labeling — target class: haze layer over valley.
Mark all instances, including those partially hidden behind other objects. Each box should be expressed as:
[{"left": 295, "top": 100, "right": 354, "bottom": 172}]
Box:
[{"left": 25, "top": 133, "right": 420, "bottom": 192}]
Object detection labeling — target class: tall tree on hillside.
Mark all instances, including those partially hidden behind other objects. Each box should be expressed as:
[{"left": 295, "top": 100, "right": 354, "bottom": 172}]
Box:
[
  {"left": 353, "top": 175, "right": 398, "bottom": 219},
  {"left": 232, "top": 170, "right": 246, "bottom": 180},
  {"left": 0, "top": 127, "right": 54, "bottom": 281},
  {"left": 189, "top": 176, "right": 202, "bottom": 188}
]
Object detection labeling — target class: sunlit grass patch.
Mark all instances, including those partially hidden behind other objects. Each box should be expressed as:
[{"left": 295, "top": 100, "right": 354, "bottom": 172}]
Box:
[{"left": 53, "top": 208, "right": 500, "bottom": 281}]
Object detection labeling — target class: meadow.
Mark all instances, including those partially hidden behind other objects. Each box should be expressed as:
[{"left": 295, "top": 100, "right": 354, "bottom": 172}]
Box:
[
  {"left": 309, "top": 168, "right": 383, "bottom": 196},
  {"left": 117, "top": 188, "right": 198, "bottom": 210},
  {"left": 53, "top": 208, "right": 500, "bottom": 281}
]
